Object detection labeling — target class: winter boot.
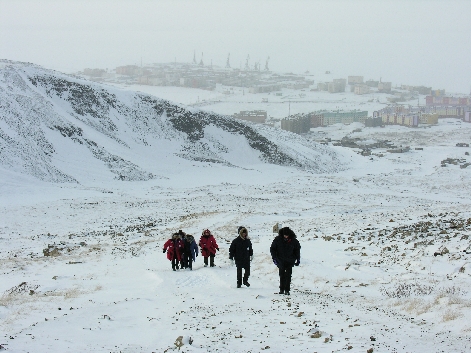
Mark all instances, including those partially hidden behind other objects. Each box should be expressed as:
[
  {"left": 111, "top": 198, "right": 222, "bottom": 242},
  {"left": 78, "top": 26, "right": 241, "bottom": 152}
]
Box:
[
  {"left": 285, "top": 290, "right": 290, "bottom": 295},
  {"left": 243, "top": 281, "right": 250, "bottom": 287},
  {"left": 237, "top": 283, "right": 241, "bottom": 288}
]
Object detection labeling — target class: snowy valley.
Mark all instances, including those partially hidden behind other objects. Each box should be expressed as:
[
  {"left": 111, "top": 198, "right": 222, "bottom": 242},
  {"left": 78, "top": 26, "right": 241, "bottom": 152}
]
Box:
[{"left": 1, "top": 61, "right": 471, "bottom": 353}]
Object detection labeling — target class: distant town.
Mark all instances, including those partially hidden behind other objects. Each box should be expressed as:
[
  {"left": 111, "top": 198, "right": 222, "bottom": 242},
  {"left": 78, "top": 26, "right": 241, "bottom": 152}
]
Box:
[{"left": 79, "top": 53, "right": 471, "bottom": 134}]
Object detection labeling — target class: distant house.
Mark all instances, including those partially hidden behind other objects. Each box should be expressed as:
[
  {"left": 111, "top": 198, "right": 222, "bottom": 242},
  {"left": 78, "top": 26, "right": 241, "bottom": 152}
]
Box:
[
  {"left": 248, "top": 83, "right": 281, "bottom": 93},
  {"left": 373, "top": 110, "right": 419, "bottom": 127},
  {"left": 385, "top": 114, "right": 418, "bottom": 127},
  {"left": 401, "top": 85, "right": 431, "bottom": 95},
  {"left": 364, "top": 117, "right": 383, "bottom": 127},
  {"left": 321, "top": 110, "right": 368, "bottom": 125},
  {"left": 425, "top": 95, "right": 470, "bottom": 107},
  {"left": 116, "top": 65, "right": 140, "bottom": 76},
  {"left": 431, "top": 89, "right": 446, "bottom": 97},
  {"left": 281, "top": 114, "right": 311, "bottom": 134},
  {"left": 139, "top": 75, "right": 164, "bottom": 85},
  {"left": 317, "top": 82, "right": 328, "bottom": 91},
  {"left": 348, "top": 76, "right": 364, "bottom": 85},
  {"left": 425, "top": 105, "right": 468, "bottom": 118},
  {"left": 365, "top": 80, "right": 379, "bottom": 88},
  {"left": 328, "top": 79, "right": 346, "bottom": 93},
  {"left": 83, "top": 68, "right": 106, "bottom": 77},
  {"left": 354, "top": 84, "right": 369, "bottom": 95},
  {"left": 233, "top": 110, "right": 267, "bottom": 124},
  {"left": 378, "top": 81, "right": 392, "bottom": 93},
  {"left": 419, "top": 113, "right": 439, "bottom": 124}
]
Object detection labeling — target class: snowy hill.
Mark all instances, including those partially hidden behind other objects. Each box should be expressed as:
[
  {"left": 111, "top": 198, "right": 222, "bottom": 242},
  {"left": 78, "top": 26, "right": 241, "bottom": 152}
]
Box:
[{"left": 0, "top": 60, "right": 344, "bottom": 184}]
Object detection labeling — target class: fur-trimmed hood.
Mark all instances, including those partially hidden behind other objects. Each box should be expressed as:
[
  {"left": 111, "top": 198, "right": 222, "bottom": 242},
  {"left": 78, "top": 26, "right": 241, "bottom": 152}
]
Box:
[
  {"left": 185, "top": 234, "right": 195, "bottom": 243},
  {"left": 277, "top": 226, "right": 296, "bottom": 240},
  {"left": 202, "top": 229, "right": 212, "bottom": 238},
  {"left": 238, "top": 226, "right": 249, "bottom": 240}
]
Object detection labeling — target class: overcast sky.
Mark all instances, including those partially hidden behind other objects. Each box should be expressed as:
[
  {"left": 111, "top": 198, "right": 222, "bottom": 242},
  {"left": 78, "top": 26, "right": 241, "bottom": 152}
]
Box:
[{"left": 1, "top": 0, "right": 470, "bottom": 93}]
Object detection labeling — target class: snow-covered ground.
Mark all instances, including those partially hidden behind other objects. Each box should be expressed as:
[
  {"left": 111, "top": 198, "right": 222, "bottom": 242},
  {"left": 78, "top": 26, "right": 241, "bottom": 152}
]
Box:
[{"left": 1, "top": 72, "right": 471, "bottom": 352}]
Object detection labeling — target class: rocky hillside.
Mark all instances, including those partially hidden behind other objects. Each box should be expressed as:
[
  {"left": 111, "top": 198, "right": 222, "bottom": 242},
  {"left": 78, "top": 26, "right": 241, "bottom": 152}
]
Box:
[{"left": 0, "top": 60, "right": 345, "bottom": 183}]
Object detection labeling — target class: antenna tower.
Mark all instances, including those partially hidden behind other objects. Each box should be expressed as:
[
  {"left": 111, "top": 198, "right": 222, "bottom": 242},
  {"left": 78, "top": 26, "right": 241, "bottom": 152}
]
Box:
[
  {"left": 199, "top": 52, "right": 204, "bottom": 66},
  {"left": 264, "top": 56, "right": 270, "bottom": 71},
  {"left": 225, "top": 53, "right": 231, "bottom": 69}
]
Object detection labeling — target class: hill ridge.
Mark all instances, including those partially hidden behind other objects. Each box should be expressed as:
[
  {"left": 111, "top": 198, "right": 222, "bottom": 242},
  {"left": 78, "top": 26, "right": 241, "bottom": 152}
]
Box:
[{"left": 0, "top": 60, "right": 345, "bottom": 183}]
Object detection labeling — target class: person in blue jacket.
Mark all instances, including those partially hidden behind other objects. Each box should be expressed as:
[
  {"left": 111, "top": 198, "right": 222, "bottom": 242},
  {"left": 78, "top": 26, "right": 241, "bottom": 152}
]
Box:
[
  {"left": 270, "top": 226, "right": 301, "bottom": 295},
  {"left": 181, "top": 232, "right": 198, "bottom": 270}
]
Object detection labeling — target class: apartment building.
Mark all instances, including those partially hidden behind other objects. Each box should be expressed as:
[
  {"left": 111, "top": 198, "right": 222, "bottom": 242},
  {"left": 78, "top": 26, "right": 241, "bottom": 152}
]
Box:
[
  {"left": 328, "top": 79, "right": 346, "bottom": 93},
  {"left": 354, "top": 84, "right": 370, "bottom": 95},
  {"left": 281, "top": 114, "right": 311, "bottom": 134},
  {"left": 378, "top": 81, "right": 392, "bottom": 93},
  {"left": 348, "top": 76, "right": 364, "bottom": 85},
  {"left": 233, "top": 110, "right": 267, "bottom": 123},
  {"left": 281, "top": 110, "right": 368, "bottom": 133}
]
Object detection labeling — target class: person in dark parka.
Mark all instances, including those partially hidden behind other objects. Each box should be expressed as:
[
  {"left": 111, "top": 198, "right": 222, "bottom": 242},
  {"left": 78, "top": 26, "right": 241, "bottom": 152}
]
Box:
[
  {"left": 182, "top": 233, "right": 199, "bottom": 270},
  {"left": 270, "top": 226, "right": 301, "bottom": 295},
  {"left": 229, "top": 226, "right": 253, "bottom": 288},
  {"left": 178, "top": 229, "right": 187, "bottom": 269}
]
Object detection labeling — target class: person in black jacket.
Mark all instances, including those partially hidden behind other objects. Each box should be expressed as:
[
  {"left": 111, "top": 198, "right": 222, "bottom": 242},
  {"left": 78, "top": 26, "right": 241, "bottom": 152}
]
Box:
[
  {"left": 229, "top": 226, "right": 253, "bottom": 288},
  {"left": 270, "top": 226, "right": 301, "bottom": 295}
]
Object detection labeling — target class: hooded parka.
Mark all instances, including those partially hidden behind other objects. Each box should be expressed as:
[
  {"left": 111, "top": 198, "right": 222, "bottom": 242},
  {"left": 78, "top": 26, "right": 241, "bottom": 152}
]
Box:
[
  {"left": 270, "top": 227, "right": 300, "bottom": 268},
  {"left": 183, "top": 234, "right": 199, "bottom": 262},
  {"left": 163, "top": 233, "right": 184, "bottom": 261},
  {"left": 270, "top": 227, "right": 301, "bottom": 294},
  {"left": 199, "top": 230, "right": 219, "bottom": 257},
  {"left": 229, "top": 227, "right": 253, "bottom": 268}
]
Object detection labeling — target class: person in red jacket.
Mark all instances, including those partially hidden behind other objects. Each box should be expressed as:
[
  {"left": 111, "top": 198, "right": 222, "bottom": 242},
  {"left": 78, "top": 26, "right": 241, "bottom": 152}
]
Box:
[
  {"left": 199, "top": 229, "right": 219, "bottom": 267},
  {"left": 163, "top": 232, "right": 185, "bottom": 271}
]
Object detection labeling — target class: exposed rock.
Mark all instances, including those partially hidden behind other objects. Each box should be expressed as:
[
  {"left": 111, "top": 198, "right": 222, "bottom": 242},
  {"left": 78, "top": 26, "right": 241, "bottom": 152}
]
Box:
[
  {"left": 174, "top": 336, "right": 184, "bottom": 350},
  {"left": 43, "top": 245, "right": 61, "bottom": 257}
]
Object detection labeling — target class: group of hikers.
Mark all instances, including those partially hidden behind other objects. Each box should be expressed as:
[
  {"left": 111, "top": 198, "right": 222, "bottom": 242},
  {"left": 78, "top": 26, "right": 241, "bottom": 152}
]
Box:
[
  {"left": 163, "top": 229, "right": 219, "bottom": 270},
  {"left": 163, "top": 226, "right": 301, "bottom": 295}
]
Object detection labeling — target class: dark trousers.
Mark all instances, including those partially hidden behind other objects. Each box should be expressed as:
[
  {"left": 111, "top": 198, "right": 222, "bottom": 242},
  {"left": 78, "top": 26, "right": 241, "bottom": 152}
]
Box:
[
  {"left": 204, "top": 254, "right": 215, "bottom": 267},
  {"left": 237, "top": 266, "right": 250, "bottom": 285},
  {"left": 172, "top": 258, "right": 179, "bottom": 270},
  {"left": 182, "top": 253, "right": 192, "bottom": 269},
  {"left": 279, "top": 266, "right": 293, "bottom": 292}
]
